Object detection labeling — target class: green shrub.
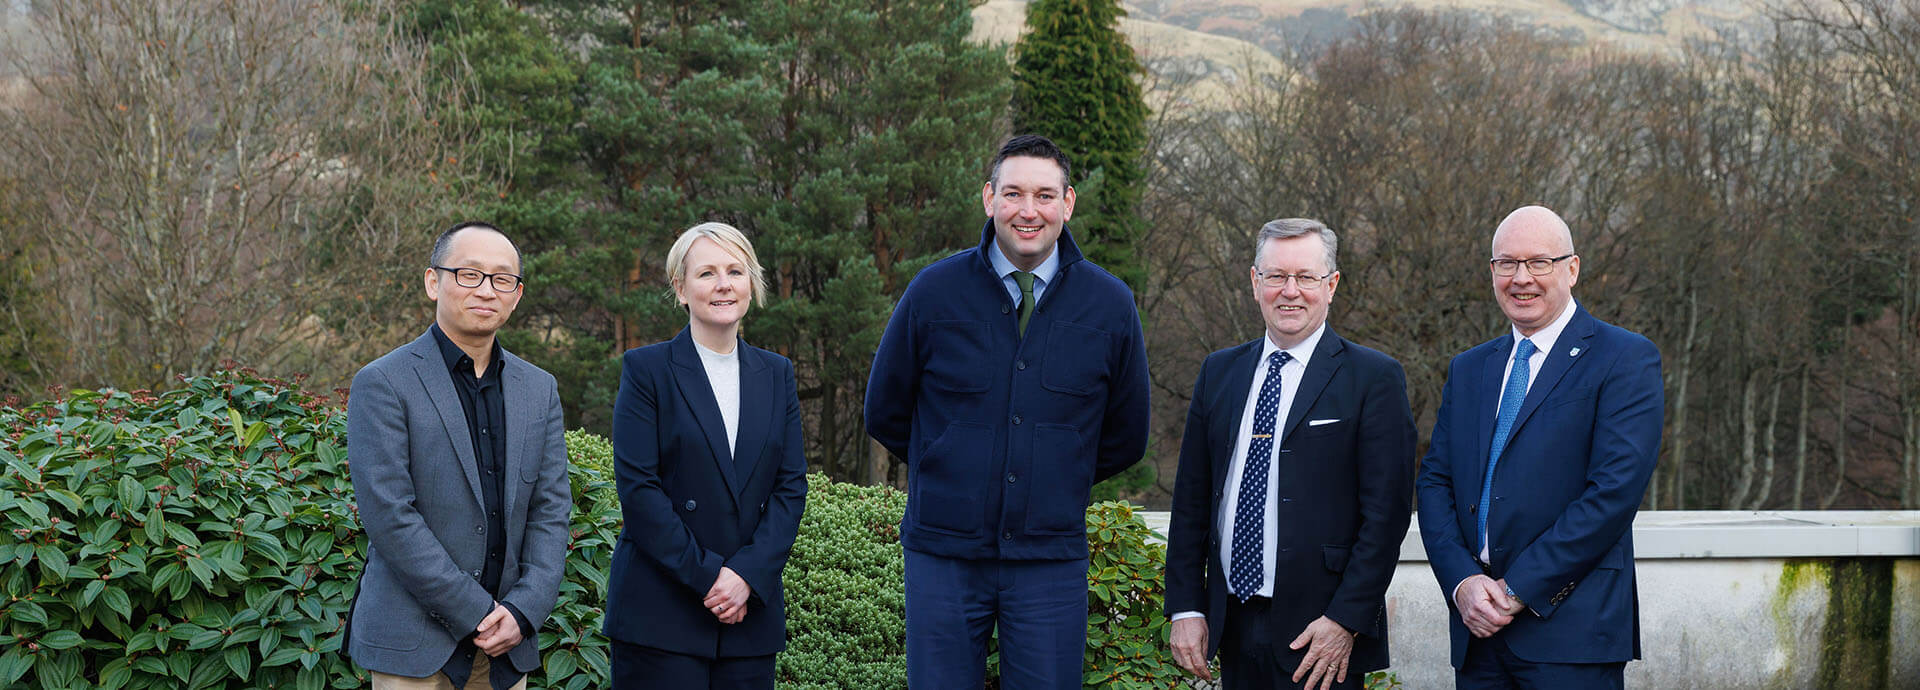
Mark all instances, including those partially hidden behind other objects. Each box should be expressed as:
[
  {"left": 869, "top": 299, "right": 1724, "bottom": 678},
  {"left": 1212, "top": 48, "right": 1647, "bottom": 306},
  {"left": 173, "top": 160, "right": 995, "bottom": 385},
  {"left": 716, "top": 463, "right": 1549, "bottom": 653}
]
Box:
[
  {"left": 777, "top": 474, "right": 908, "bottom": 688},
  {"left": 0, "top": 374, "right": 361, "bottom": 689},
  {"left": 0, "top": 372, "right": 1248, "bottom": 689},
  {"left": 1084, "top": 500, "right": 1184, "bottom": 689}
]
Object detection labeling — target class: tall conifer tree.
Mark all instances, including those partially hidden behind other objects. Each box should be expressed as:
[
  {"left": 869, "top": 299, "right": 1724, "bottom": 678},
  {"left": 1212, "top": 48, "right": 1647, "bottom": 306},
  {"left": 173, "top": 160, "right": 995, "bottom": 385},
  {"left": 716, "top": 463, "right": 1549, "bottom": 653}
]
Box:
[{"left": 1011, "top": 0, "right": 1150, "bottom": 291}]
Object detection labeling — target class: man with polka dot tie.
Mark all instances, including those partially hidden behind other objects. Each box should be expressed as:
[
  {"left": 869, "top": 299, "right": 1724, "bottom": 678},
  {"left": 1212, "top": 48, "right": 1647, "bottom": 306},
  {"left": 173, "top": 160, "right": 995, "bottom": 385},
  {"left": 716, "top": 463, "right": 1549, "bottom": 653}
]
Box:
[{"left": 1164, "top": 218, "right": 1416, "bottom": 690}]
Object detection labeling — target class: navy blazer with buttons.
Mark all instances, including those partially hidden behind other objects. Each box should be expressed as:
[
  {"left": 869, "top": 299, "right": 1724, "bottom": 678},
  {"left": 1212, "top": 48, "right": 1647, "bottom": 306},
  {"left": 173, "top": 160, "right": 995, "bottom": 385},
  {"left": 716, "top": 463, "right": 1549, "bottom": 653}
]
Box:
[
  {"left": 1163, "top": 328, "right": 1415, "bottom": 674},
  {"left": 603, "top": 328, "right": 809, "bottom": 659},
  {"left": 1416, "top": 304, "right": 1663, "bottom": 668}
]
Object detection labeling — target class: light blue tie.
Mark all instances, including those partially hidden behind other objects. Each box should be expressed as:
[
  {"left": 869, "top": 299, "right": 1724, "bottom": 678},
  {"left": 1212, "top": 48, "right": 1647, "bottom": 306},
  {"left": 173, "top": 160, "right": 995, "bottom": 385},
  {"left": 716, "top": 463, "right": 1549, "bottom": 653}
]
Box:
[
  {"left": 1478, "top": 338, "right": 1536, "bottom": 557},
  {"left": 1229, "top": 350, "right": 1291, "bottom": 602}
]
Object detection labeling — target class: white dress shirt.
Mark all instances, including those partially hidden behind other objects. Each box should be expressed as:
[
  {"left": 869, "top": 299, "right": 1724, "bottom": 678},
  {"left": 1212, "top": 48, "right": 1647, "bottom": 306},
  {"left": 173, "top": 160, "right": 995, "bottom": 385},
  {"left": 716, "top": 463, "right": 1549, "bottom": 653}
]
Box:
[{"left": 1173, "top": 323, "right": 1326, "bottom": 622}]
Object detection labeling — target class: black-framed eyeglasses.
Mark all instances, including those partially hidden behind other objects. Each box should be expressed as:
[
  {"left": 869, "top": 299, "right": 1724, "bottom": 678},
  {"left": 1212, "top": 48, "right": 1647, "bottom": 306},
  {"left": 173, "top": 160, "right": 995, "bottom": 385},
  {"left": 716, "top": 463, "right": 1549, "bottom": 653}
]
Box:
[
  {"left": 1490, "top": 254, "right": 1575, "bottom": 277},
  {"left": 432, "top": 265, "right": 523, "bottom": 293},
  {"left": 1253, "top": 269, "right": 1334, "bottom": 289}
]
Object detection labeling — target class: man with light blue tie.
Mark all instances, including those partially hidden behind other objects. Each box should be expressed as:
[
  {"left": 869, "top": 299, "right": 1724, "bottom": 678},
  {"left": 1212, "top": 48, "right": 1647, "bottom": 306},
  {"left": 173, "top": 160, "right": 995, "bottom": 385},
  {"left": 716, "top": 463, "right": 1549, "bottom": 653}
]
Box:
[{"left": 1416, "top": 205, "right": 1664, "bottom": 688}]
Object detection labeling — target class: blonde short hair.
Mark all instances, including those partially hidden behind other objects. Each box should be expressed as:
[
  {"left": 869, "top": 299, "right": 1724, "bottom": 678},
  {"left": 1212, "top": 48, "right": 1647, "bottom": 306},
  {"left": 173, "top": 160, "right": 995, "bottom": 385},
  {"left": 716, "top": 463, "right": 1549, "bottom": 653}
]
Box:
[{"left": 665, "top": 222, "right": 769, "bottom": 307}]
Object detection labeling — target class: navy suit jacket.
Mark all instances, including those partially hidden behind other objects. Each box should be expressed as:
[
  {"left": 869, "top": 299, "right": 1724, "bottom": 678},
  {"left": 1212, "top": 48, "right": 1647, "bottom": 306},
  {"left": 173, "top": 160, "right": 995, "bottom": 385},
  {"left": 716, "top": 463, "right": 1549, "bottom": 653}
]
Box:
[
  {"left": 1164, "top": 329, "right": 1415, "bottom": 674},
  {"left": 603, "top": 328, "right": 809, "bottom": 658},
  {"left": 1416, "top": 304, "right": 1663, "bottom": 667}
]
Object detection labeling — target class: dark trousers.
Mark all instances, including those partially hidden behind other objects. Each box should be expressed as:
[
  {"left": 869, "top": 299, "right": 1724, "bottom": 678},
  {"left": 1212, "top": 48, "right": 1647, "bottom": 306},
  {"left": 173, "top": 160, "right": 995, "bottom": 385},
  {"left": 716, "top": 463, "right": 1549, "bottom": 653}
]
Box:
[
  {"left": 1221, "top": 596, "right": 1362, "bottom": 690},
  {"left": 1457, "top": 635, "right": 1625, "bottom": 689},
  {"left": 608, "top": 639, "right": 774, "bottom": 690},
  {"left": 903, "top": 549, "right": 1087, "bottom": 689}
]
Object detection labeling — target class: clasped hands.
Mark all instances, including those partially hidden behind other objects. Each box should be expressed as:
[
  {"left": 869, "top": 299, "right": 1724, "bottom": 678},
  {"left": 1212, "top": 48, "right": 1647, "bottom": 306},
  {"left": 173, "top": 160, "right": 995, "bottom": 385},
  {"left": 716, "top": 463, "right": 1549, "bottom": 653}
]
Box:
[
  {"left": 1169, "top": 615, "right": 1355, "bottom": 690},
  {"left": 472, "top": 602, "right": 523, "bottom": 657},
  {"left": 704, "top": 566, "right": 752, "bottom": 624},
  {"left": 1455, "top": 574, "right": 1526, "bottom": 638}
]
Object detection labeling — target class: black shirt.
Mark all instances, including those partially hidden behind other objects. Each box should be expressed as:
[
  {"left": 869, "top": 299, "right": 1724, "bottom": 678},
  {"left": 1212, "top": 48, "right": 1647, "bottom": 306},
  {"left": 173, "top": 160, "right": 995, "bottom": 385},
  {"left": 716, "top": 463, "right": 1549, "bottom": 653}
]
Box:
[{"left": 429, "top": 324, "right": 532, "bottom": 690}]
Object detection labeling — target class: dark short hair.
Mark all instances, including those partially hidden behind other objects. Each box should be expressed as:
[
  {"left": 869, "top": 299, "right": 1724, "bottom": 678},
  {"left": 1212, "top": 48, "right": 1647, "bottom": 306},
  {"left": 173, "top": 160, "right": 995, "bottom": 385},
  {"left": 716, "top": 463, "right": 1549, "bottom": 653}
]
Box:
[
  {"left": 988, "top": 134, "right": 1073, "bottom": 191},
  {"left": 429, "top": 221, "right": 520, "bottom": 270}
]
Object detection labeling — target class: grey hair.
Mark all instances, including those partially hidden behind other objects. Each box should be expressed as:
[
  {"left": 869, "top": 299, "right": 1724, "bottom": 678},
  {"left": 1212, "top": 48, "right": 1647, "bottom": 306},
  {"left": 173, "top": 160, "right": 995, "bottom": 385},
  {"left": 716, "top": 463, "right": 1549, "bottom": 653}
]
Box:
[{"left": 1253, "top": 218, "right": 1338, "bottom": 274}]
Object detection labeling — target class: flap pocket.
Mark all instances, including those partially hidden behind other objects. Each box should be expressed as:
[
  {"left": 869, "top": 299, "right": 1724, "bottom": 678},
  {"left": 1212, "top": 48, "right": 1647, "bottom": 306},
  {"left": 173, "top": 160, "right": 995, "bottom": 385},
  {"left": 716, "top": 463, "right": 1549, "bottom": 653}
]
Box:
[
  {"left": 1041, "top": 321, "right": 1111, "bottom": 396},
  {"left": 925, "top": 321, "right": 991, "bottom": 393},
  {"left": 1322, "top": 544, "right": 1352, "bottom": 573},
  {"left": 913, "top": 422, "right": 993, "bottom": 535}
]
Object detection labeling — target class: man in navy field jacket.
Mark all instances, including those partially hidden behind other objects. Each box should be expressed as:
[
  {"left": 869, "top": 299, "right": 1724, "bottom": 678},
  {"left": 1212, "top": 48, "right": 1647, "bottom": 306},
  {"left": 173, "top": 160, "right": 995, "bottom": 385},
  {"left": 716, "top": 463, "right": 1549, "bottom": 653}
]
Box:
[{"left": 865, "top": 134, "right": 1151, "bottom": 689}]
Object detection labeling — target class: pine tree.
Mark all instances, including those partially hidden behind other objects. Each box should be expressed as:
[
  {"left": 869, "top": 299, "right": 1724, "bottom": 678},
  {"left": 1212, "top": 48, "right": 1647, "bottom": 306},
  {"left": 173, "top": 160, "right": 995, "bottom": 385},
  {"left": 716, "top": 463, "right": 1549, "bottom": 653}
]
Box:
[
  {"left": 1011, "top": 0, "right": 1150, "bottom": 291},
  {"left": 430, "top": 0, "right": 1011, "bottom": 482}
]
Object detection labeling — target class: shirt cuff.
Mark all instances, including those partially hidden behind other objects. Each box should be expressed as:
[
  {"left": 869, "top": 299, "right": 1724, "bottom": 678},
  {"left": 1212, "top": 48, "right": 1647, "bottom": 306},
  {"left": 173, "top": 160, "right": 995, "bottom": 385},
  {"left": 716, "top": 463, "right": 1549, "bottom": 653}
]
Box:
[
  {"left": 1171, "top": 611, "right": 1206, "bottom": 622},
  {"left": 502, "top": 601, "right": 534, "bottom": 638},
  {"left": 1450, "top": 576, "right": 1474, "bottom": 607}
]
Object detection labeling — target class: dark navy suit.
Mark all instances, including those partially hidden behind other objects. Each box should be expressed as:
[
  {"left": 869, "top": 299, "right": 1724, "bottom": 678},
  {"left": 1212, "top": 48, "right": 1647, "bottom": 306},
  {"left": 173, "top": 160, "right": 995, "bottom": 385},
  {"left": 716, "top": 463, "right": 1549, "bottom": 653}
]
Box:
[
  {"left": 1416, "top": 304, "right": 1663, "bottom": 684},
  {"left": 604, "top": 328, "right": 808, "bottom": 688},
  {"left": 1164, "top": 329, "right": 1414, "bottom": 687}
]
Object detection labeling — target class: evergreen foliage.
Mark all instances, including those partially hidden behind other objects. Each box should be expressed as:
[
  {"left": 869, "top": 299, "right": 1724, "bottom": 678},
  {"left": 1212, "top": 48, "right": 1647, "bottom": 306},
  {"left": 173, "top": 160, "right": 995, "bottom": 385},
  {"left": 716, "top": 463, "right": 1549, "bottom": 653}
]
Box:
[{"left": 1011, "top": 0, "right": 1151, "bottom": 291}]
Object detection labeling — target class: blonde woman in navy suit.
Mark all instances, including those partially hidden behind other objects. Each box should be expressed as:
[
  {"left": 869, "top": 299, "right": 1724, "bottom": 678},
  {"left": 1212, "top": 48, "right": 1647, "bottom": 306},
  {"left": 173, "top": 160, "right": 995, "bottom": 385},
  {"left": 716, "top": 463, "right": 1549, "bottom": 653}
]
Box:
[{"left": 604, "top": 222, "right": 808, "bottom": 689}]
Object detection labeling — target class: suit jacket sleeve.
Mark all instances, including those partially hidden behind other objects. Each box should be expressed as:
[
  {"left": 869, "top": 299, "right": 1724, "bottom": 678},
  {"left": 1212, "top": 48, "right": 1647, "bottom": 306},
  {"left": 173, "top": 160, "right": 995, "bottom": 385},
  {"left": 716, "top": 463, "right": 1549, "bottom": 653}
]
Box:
[
  {"left": 1094, "top": 310, "right": 1151, "bottom": 484},
  {"left": 1162, "top": 361, "right": 1215, "bottom": 617},
  {"left": 1323, "top": 358, "right": 1415, "bottom": 637},
  {"left": 500, "top": 374, "right": 573, "bottom": 628},
  {"left": 1416, "top": 355, "right": 1481, "bottom": 600},
  {"left": 348, "top": 365, "right": 495, "bottom": 635},
  {"left": 1505, "top": 337, "right": 1663, "bottom": 616},
  {"left": 864, "top": 289, "right": 918, "bottom": 460},
  {"left": 723, "top": 360, "right": 810, "bottom": 605},
  {"left": 612, "top": 350, "right": 726, "bottom": 595}
]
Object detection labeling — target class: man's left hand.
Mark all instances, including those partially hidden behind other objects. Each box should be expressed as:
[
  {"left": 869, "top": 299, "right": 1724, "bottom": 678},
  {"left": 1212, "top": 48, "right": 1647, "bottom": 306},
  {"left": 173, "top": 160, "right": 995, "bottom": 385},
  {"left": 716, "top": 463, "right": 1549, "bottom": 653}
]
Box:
[
  {"left": 1288, "top": 615, "right": 1354, "bottom": 690},
  {"left": 703, "top": 567, "right": 753, "bottom": 624},
  {"left": 473, "top": 602, "right": 524, "bottom": 657}
]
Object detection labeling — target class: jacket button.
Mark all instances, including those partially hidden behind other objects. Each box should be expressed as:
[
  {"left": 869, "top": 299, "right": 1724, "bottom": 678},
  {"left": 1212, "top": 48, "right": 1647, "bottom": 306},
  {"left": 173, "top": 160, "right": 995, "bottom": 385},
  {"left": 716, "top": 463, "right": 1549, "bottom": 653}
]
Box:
[
  {"left": 472, "top": 570, "right": 481, "bottom": 579},
  {"left": 1001, "top": 304, "right": 1011, "bottom": 314},
  {"left": 1016, "top": 360, "right": 1026, "bottom": 370},
  {"left": 1002, "top": 530, "right": 1013, "bottom": 540},
  {"left": 684, "top": 500, "right": 697, "bottom": 511},
  {"left": 1006, "top": 473, "right": 1017, "bottom": 484},
  {"left": 474, "top": 525, "right": 484, "bottom": 534},
  {"left": 1468, "top": 505, "right": 1477, "bottom": 514},
  {"left": 1011, "top": 415, "right": 1022, "bottom": 425}
]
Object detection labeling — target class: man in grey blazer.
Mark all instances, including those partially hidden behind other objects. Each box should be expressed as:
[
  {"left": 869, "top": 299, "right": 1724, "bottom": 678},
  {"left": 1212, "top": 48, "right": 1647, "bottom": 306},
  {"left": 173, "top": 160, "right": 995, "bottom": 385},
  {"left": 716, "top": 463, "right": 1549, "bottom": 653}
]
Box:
[{"left": 347, "top": 222, "right": 572, "bottom": 689}]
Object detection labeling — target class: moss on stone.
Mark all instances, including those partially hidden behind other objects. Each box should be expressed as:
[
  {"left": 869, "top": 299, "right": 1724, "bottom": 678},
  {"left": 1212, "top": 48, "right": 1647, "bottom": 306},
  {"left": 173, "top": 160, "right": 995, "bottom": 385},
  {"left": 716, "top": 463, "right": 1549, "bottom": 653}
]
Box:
[{"left": 1814, "top": 559, "right": 1894, "bottom": 689}]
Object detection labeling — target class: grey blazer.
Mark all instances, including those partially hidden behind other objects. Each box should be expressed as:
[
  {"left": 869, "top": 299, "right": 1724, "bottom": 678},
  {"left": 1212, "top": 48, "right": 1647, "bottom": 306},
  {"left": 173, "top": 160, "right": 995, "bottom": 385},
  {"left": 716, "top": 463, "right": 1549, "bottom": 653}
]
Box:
[{"left": 345, "top": 331, "right": 572, "bottom": 677}]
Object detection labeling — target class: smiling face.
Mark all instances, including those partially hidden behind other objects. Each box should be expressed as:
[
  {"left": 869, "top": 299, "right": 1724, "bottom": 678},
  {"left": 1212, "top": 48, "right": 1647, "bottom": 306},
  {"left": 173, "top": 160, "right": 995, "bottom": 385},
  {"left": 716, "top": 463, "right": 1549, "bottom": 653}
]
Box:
[
  {"left": 1251, "top": 234, "right": 1339, "bottom": 349},
  {"left": 425, "top": 227, "right": 522, "bottom": 342},
  {"left": 982, "top": 155, "right": 1075, "bottom": 271},
  {"left": 675, "top": 236, "right": 752, "bottom": 333},
  {"left": 1490, "top": 206, "right": 1579, "bottom": 336}
]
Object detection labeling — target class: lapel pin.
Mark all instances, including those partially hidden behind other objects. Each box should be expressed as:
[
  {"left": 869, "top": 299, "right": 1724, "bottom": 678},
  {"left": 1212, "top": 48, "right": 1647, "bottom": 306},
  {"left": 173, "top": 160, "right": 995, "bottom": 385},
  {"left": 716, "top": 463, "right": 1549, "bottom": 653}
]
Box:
[{"left": 1569, "top": 347, "right": 1582, "bottom": 358}]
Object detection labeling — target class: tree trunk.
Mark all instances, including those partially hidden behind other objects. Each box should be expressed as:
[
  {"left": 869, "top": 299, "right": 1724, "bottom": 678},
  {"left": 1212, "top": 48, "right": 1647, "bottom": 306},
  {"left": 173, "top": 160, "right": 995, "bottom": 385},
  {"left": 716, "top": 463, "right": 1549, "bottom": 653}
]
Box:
[
  {"left": 1792, "top": 365, "right": 1810, "bottom": 509},
  {"left": 1752, "top": 374, "right": 1781, "bottom": 509},
  {"left": 1729, "top": 368, "right": 1759, "bottom": 509}
]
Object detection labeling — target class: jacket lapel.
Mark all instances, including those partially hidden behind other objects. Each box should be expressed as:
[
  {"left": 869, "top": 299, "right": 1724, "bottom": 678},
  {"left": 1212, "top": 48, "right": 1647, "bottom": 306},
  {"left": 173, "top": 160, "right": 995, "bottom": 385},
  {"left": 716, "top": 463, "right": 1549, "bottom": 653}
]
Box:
[
  {"left": 669, "top": 330, "right": 741, "bottom": 499},
  {"left": 407, "top": 333, "right": 487, "bottom": 511},
  {"left": 1472, "top": 337, "right": 1511, "bottom": 488},
  {"left": 1210, "top": 339, "right": 1262, "bottom": 494},
  {"left": 501, "top": 352, "right": 534, "bottom": 526},
  {"left": 1507, "top": 306, "right": 1598, "bottom": 439},
  {"left": 1277, "top": 331, "right": 1344, "bottom": 445},
  {"left": 729, "top": 343, "right": 774, "bottom": 497}
]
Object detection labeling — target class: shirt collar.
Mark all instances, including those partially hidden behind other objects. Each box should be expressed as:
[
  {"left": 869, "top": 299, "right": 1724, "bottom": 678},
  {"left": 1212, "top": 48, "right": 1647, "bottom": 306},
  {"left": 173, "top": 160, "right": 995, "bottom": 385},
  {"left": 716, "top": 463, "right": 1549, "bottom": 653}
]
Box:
[
  {"left": 429, "top": 322, "right": 503, "bottom": 377},
  {"left": 1510, "top": 298, "right": 1578, "bottom": 358},
  {"left": 1260, "top": 322, "right": 1326, "bottom": 370},
  {"left": 986, "top": 236, "right": 1060, "bottom": 287}
]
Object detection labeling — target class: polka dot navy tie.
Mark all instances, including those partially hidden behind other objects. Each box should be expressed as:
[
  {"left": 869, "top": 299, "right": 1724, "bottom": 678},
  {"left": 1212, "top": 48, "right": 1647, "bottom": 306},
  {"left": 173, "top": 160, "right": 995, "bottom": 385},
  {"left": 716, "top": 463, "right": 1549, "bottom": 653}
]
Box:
[{"left": 1229, "top": 350, "right": 1290, "bottom": 602}]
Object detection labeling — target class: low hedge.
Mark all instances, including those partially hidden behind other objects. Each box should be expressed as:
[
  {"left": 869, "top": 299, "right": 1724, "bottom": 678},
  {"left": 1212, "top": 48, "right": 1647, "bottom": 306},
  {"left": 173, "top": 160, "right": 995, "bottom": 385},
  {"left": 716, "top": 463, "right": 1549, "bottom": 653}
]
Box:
[{"left": 0, "top": 371, "right": 1255, "bottom": 689}]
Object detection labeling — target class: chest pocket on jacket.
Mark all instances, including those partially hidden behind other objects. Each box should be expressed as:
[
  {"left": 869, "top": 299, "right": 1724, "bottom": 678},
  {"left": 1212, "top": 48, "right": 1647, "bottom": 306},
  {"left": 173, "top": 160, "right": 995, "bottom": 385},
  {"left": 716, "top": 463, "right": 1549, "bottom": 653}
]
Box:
[
  {"left": 1042, "top": 321, "right": 1110, "bottom": 396},
  {"left": 924, "top": 321, "right": 991, "bottom": 393}
]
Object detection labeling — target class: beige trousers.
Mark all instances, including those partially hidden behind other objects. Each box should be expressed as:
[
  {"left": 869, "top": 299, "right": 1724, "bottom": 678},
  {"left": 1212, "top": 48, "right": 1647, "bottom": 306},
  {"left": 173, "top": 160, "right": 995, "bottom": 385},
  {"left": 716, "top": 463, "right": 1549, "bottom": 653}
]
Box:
[{"left": 368, "top": 654, "right": 528, "bottom": 690}]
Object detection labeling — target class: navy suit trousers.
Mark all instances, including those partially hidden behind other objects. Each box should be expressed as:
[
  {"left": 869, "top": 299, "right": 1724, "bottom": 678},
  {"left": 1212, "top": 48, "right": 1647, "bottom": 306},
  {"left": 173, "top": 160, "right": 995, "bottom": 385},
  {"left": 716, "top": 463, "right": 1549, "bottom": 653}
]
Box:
[{"left": 904, "top": 549, "right": 1087, "bottom": 689}]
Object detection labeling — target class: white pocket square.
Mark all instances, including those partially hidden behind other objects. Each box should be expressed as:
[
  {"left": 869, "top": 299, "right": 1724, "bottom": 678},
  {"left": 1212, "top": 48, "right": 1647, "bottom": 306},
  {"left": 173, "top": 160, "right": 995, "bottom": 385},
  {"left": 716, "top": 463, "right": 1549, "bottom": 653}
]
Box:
[{"left": 1308, "top": 418, "right": 1341, "bottom": 427}]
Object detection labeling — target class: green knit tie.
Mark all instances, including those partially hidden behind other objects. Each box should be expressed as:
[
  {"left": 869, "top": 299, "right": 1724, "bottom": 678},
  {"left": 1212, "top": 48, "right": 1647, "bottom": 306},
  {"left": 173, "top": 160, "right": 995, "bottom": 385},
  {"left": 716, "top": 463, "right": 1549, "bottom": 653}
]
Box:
[{"left": 1012, "top": 270, "right": 1036, "bottom": 337}]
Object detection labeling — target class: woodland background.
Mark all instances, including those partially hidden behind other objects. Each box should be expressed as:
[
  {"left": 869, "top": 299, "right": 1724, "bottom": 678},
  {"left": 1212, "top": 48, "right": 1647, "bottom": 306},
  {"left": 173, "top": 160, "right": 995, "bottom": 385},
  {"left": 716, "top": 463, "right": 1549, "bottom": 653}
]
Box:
[{"left": 1, "top": 0, "right": 1916, "bottom": 511}]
